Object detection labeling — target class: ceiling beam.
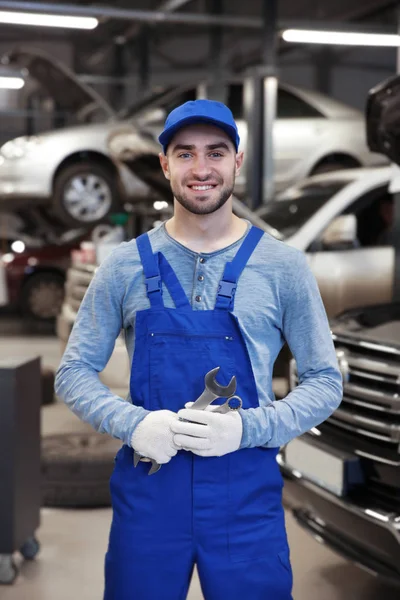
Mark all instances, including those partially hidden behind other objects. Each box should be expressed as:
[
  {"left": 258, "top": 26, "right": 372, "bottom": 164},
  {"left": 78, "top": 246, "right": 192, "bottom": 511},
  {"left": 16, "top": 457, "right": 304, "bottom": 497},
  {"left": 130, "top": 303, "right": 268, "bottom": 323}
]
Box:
[
  {"left": 0, "top": 1, "right": 262, "bottom": 29},
  {"left": 87, "top": 0, "right": 194, "bottom": 67}
]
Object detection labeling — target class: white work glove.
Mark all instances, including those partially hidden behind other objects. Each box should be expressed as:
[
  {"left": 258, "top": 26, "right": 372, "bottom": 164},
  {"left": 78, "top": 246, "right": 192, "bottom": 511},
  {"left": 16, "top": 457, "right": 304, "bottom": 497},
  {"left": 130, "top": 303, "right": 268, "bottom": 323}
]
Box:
[
  {"left": 171, "top": 403, "right": 243, "bottom": 457},
  {"left": 130, "top": 410, "right": 180, "bottom": 465}
]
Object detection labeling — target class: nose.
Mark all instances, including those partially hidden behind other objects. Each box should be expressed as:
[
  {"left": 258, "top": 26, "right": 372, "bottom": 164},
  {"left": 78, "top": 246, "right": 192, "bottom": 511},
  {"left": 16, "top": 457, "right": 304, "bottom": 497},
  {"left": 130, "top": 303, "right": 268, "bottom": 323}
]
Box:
[{"left": 191, "top": 155, "right": 211, "bottom": 180}]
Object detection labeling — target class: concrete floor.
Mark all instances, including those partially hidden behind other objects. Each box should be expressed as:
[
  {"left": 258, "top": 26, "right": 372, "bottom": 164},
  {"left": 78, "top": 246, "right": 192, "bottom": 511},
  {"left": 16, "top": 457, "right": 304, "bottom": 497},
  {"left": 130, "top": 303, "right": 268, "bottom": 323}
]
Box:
[{"left": 0, "top": 313, "right": 399, "bottom": 599}]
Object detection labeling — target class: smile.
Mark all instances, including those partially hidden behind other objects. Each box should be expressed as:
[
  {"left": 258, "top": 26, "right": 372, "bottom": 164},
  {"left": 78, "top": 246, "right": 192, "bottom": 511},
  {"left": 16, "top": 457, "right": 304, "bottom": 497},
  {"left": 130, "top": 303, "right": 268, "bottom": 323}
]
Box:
[{"left": 188, "top": 185, "right": 217, "bottom": 191}]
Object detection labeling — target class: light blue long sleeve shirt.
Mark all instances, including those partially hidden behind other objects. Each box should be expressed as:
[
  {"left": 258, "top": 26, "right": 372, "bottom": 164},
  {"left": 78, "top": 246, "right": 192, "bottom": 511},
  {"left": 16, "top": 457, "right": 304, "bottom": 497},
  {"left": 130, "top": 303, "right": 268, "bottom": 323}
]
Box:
[{"left": 55, "top": 219, "right": 343, "bottom": 449}]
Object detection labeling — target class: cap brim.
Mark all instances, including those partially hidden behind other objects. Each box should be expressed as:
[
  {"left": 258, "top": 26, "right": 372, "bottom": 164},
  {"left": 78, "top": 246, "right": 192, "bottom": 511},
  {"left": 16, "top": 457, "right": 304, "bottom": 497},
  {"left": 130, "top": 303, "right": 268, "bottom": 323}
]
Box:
[{"left": 159, "top": 115, "right": 238, "bottom": 152}]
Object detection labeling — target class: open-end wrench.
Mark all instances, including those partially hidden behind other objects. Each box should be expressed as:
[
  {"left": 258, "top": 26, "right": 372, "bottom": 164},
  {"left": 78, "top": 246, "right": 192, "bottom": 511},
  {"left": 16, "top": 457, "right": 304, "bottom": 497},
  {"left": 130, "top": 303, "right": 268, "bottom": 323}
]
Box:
[
  {"left": 133, "top": 366, "right": 242, "bottom": 475},
  {"left": 182, "top": 366, "right": 242, "bottom": 415}
]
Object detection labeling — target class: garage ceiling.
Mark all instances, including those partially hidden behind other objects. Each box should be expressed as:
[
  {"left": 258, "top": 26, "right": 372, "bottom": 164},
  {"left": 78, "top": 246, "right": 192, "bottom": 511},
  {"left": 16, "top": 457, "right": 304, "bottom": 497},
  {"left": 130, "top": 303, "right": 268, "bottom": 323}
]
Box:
[{"left": 0, "top": 0, "right": 398, "bottom": 91}]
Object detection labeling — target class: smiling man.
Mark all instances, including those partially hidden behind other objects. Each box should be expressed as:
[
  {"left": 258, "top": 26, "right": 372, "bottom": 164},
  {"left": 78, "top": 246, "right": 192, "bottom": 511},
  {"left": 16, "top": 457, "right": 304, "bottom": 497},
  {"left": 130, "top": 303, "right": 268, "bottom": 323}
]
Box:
[{"left": 55, "top": 99, "right": 343, "bottom": 600}]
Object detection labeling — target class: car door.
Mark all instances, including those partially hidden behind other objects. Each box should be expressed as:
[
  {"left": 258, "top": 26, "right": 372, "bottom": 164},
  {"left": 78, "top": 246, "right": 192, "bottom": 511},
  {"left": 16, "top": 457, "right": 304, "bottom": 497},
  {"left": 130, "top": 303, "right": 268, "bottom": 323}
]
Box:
[{"left": 306, "top": 186, "right": 394, "bottom": 318}]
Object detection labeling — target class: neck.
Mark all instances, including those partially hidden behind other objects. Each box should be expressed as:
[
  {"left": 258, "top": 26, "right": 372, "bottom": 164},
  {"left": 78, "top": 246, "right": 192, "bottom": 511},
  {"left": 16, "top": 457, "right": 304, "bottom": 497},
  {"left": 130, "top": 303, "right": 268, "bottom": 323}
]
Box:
[{"left": 165, "top": 197, "right": 248, "bottom": 253}]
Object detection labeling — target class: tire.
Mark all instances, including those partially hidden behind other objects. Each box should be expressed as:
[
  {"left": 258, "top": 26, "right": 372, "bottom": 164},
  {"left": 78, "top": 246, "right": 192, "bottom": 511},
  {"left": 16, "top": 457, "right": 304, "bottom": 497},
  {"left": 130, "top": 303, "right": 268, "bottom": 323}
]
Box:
[
  {"left": 41, "top": 432, "right": 122, "bottom": 508},
  {"left": 20, "top": 272, "right": 65, "bottom": 322},
  {"left": 51, "top": 161, "right": 119, "bottom": 227}
]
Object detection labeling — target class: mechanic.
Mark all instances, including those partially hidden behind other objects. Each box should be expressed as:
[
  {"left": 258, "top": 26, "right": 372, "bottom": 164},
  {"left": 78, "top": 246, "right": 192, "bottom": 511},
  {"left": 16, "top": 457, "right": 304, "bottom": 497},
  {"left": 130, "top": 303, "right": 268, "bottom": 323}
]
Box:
[{"left": 55, "top": 99, "right": 343, "bottom": 600}]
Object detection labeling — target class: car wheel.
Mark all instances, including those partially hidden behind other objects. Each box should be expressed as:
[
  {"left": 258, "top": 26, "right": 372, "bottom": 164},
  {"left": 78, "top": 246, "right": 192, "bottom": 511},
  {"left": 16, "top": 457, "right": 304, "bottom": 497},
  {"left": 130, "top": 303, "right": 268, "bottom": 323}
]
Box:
[
  {"left": 52, "top": 161, "right": 119, "bottom": 227},
  {"left": 41, "top": 432, "right": 122, "bottom": 508},
  {"left": 20, "top": 272, "right": 65, "bottom": 321}
]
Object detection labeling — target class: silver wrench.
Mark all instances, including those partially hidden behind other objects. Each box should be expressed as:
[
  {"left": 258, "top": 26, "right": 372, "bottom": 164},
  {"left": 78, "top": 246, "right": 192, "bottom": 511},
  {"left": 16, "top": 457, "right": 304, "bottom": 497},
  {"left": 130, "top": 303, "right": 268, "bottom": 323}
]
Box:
[
  {"left": 133, "top": 366, "right": 242, "bottom": 475},
  {"left": 182, "top": 366, "right": 242, "bottom": 415}
]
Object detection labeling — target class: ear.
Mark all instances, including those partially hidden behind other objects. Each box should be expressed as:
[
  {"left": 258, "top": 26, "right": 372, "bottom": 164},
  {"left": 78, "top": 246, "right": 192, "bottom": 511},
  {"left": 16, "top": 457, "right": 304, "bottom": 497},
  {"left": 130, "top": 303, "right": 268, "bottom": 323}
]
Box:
[
  {"left": 235, "top": 151, "right": 244, "bottom": 176},
  {"left": 159, "top": 152, "right": 170, "bottom": 180}
]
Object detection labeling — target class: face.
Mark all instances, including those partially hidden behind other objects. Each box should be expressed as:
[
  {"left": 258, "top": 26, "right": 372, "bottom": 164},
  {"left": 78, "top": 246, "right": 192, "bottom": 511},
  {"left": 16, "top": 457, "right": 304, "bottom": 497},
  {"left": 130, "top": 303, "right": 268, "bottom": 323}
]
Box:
[{"left": 159, "top": 124, "right": 244, "bottom": 216}]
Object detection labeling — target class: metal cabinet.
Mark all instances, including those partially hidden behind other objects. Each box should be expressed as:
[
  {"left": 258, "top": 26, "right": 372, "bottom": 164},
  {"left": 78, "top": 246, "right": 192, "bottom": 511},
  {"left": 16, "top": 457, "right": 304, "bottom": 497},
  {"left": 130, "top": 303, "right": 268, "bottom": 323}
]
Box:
[{"left": 0, "top": 356, "right": 41, "bottom": 584}]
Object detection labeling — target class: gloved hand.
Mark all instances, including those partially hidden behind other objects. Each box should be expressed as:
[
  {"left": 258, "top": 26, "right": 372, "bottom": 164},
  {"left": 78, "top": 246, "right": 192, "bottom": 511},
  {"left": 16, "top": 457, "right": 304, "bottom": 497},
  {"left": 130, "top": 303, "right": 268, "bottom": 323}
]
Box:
[
  {"left": 130, "top": 410, "right": 181, "bottom": 465},
  {"left": 170, "top": 406, "right": 243, "bottom": 457}
]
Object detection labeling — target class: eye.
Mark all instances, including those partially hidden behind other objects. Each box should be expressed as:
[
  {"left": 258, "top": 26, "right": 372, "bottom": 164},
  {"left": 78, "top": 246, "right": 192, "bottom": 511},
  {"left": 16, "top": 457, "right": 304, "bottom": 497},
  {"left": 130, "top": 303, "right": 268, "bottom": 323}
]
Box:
[
  {"left": 177, "top": 152, "right": 192, "bottom": 159},
  {"left": 210, "top": 152, "right": 223, "bottom": 158}
]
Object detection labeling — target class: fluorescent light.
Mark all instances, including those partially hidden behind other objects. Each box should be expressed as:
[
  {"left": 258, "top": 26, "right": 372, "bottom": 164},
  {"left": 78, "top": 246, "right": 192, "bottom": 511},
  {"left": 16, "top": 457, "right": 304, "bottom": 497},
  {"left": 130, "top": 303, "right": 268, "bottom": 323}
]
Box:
[
  {"left": 0, "top": 10, "right": 98, "bottom": 30},
  {"left": 0, "top": 76, "right": 24, "bottom": 89},
  {"left": 282, "top": 29, "right": 400, "bottom": 47}
]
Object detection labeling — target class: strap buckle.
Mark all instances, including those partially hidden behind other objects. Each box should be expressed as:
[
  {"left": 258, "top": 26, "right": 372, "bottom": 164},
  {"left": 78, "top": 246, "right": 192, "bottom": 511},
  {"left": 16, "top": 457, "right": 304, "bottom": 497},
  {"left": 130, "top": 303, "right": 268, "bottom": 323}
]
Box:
[
  {"left": 217, "top": 280, "right": 237, "bottom": 299},
  {"left": 145, "top": 275, "right": 162, "bottom": 294}
]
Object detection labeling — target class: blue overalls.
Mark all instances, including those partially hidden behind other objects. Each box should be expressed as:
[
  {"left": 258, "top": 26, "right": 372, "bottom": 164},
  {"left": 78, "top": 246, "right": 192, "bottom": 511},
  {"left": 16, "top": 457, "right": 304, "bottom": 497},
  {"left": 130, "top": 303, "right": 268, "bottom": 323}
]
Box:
[{"left": 104, "top": 225, "right": 293, "bottom": 600}]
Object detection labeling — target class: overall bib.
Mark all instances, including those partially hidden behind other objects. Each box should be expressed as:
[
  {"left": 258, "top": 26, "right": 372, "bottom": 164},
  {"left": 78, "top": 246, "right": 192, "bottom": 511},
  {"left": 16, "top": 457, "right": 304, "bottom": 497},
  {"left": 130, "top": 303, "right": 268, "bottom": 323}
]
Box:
[{"left": 104, "top": 225, "right": 293, "bottom": 600}]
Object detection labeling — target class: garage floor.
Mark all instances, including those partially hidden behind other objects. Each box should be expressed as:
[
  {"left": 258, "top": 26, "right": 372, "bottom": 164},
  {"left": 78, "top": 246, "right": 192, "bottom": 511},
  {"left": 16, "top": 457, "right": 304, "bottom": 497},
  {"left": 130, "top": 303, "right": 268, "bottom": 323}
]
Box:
[{"left": 0, "top": 314, "right": 399, "bottom": 600}]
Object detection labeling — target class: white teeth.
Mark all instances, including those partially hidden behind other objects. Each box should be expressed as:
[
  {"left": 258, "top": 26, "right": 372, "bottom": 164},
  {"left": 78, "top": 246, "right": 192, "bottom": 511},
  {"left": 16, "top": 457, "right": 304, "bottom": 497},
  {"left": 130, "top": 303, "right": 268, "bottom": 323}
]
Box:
[{"left": 191, "top": 185, "right": 214, "bottom": 191}]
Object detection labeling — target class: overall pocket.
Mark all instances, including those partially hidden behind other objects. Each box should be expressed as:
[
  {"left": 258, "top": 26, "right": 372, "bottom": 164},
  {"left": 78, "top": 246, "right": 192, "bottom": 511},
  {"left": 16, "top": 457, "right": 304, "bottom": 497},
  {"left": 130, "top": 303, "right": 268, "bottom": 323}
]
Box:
[{"left": 148, "top": 332, "right": 236, "bottom": 412}]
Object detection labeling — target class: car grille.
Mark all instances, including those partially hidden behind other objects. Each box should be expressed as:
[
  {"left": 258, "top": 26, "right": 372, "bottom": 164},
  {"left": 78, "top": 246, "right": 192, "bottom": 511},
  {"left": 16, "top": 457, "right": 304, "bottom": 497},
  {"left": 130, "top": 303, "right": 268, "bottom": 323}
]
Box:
[
  {"left": 331, "top": 334, "right": 400, "bottom": 452},
  {"left": 290, "top": 334, "right": 400, "bottom": 457},
  {"left": 64, "top": 264, "right": 96, "bottom": 314}
]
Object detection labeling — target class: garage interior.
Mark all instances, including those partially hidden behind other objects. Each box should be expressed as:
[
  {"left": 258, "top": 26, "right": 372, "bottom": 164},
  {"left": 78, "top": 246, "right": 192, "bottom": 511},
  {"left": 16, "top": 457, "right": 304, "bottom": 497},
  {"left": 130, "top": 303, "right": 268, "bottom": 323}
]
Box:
[{"left": 1, "top": 0, "right": 400, "bottom": 599}]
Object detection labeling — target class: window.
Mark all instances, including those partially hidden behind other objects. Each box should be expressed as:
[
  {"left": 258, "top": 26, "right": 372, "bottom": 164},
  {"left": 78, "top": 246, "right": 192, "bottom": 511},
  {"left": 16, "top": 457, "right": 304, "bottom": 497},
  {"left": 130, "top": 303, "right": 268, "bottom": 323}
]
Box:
[
  {"left": 342, "top": 186, "right": 395, "bottom": 248},
  {"left": 226, "top": 85, "right": 323, "bottom": 120},
  {"left": 256, "top": 180, "right": 351, "bottom": 239},
  {"left": 310, "top": 186, "right": 395, "bottom": 252},
  {"left": 277, "top": 89, "right": 322, "bottom": 119}
]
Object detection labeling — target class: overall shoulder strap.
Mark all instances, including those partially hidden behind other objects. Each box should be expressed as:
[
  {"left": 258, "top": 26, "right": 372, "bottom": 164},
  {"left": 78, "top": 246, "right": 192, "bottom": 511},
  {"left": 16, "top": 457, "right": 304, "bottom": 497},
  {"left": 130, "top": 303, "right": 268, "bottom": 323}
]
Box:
[
  {"left": 157, "top": 252, "right": 191, "bottom": 309},
  {"left": 215, "top": 226, "right": 264, "bottom": 311},
  {"left": 136, "top": 233, "right": 192, "bottom": 309},
  {"left": 136, "top": 233, "right": 164, "bottom": 308}
]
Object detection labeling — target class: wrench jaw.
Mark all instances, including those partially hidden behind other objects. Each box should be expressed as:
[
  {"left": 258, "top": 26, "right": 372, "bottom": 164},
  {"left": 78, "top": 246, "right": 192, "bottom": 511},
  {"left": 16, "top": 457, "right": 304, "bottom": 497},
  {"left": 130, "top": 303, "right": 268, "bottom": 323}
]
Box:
[
  {"left": 133, "top": 450, "right": 161, "bottom": 475},
  {"left": 204, "top": 366, "right": 237, "bottom": 398}
]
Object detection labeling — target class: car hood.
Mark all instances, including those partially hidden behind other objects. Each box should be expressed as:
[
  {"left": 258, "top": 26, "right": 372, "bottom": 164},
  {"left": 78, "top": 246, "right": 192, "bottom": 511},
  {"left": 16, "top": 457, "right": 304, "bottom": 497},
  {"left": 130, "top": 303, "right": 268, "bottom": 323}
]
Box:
[
  {"left": 331, "top": 303, "right": 400, "bottom": 351},
  {"left": 1, "top": 45, "right": 116, "bottom": 121}
]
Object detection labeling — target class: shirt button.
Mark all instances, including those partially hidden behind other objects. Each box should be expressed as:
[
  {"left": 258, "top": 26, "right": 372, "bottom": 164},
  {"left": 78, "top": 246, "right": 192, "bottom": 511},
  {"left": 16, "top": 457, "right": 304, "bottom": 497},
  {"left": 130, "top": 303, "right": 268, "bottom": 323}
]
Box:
[
  {"left": 195, "top": 295, "right": 202, "bottom": 302},
  {"left": 198, "top": 275, "right": 204, "bottom": 281},
  {"left": 199, "top": 257, "right": 206, "bottom": 263}
]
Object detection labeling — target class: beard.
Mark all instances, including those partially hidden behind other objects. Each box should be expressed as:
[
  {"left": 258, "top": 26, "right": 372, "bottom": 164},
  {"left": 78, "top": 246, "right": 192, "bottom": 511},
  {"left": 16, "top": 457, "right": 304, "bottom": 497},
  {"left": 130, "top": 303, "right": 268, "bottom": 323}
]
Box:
[{"left": 171, "top": 173, "right": 235, "bottom": 216}]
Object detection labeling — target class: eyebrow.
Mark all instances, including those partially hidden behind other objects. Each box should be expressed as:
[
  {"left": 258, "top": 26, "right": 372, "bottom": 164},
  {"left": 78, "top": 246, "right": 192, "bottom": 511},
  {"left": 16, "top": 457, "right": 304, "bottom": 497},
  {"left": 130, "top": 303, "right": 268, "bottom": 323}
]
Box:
[{"left": 171, "top": 142, "right": 232, "bottom": 153}]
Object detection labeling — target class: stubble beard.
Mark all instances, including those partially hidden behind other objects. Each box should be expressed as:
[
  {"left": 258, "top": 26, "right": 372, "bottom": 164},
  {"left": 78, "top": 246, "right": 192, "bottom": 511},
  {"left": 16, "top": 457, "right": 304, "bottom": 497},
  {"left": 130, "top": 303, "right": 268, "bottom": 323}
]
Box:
[{"left": 171, "top": 176, "right": 235, "bottom": 216}]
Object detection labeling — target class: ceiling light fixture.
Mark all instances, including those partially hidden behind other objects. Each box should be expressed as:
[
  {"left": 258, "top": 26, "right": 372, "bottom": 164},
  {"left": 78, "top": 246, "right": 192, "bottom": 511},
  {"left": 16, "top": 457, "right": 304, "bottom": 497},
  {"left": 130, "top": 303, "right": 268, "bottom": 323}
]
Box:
[
  {"left": 0, "top": 10, "right": 98, "bottom": 29},
  {"left": 282, "top": 29, "right": 400, "bottom": 47},
  {"left": 0, "top": 76, "right": 24, "bottom": 89}
]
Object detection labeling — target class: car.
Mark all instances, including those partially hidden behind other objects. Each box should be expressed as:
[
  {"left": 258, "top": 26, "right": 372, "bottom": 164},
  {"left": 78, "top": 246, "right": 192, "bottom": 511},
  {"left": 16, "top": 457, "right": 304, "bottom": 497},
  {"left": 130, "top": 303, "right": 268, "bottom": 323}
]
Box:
[
  {"left": 0, "top": 46, "right": 387, "bottom": 228},
  {"left": 281, "top": 302, "right": 400, "bottom": 587},
  {"left": 0, "top": 217, "right": 85, "bottom": 321},
  {"left": 256, "top": 165, "right": 395, "bottom": 318}
]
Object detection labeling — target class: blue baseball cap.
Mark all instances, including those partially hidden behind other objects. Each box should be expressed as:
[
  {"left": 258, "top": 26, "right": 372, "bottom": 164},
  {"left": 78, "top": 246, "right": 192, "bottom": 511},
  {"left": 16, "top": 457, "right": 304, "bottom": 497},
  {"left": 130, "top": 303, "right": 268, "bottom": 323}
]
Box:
[{"left": 158, "top": 99, "right": 240, "bottom": 154}]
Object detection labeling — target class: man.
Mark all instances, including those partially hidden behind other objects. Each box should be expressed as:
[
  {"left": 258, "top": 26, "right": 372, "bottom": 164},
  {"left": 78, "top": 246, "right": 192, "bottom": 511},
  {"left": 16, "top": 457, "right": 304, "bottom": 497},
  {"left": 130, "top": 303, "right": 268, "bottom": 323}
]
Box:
[{"left": 55, "top": 99, "right": 343, "bottom": 600}]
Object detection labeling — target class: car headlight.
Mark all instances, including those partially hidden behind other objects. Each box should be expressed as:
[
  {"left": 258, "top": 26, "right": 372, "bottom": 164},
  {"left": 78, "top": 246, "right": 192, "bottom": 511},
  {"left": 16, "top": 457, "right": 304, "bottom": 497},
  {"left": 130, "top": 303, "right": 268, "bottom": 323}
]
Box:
[{"left": 0, "top": 136, "right": 41, "bottom": 160}]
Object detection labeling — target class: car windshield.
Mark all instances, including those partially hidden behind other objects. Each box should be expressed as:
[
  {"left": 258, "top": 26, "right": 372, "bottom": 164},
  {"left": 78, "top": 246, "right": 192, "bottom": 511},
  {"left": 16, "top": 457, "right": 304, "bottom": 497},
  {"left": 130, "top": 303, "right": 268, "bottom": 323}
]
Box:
[{"left": 255, "top": 179, "right": 352, "bottom": 238}]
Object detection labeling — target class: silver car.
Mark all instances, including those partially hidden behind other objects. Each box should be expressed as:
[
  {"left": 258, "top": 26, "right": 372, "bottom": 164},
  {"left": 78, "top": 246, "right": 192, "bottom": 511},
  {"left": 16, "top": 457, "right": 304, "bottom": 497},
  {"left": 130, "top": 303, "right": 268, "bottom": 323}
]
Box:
[{"left": 0, "top": 47, "right": 387, "bottom": 228}]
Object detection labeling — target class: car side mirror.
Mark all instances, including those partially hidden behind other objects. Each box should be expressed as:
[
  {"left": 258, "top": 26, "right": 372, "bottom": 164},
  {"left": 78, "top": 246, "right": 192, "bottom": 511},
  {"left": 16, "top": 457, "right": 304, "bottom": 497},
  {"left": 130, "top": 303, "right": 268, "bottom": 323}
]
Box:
[{"left": 321, "top": 214, "right": 358, "bottom": 249}]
